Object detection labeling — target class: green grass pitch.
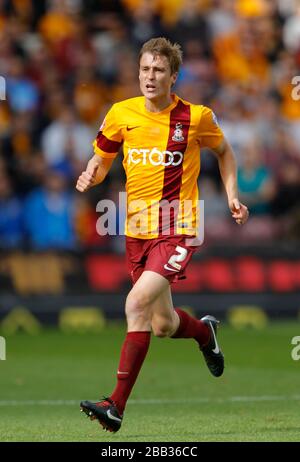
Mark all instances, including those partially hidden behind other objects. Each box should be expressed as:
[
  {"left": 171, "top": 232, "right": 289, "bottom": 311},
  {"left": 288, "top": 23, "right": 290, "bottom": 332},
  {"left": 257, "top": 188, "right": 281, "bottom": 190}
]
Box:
[{"left": 0, "top": 322, "right": 299, "bottom": 442}]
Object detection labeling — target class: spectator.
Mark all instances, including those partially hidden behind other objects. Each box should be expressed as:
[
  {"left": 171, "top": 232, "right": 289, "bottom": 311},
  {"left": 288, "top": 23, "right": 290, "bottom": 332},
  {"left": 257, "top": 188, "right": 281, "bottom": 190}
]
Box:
[
  {"left": 6, "top": 56, "right": 40, "bottom": 113},
  {"left": 199, "top": 177, "right": 232, "bottom": 242},
  {"left": 41, "top": 105, "right": 94, "bottom": 177},
  {"left": 0, "top": 170, "right": 23, "bottom": 249},
  {"left": 0, "top": 0, "right": 299, "bottom": 248},
  {"left": 272, "top": 161, "right": 300, "bottom": 216},
  {"left": 73, "top": 67, "right": 108, "bottom": 124},
  {"left": 23, "top": 166, "right": 76, "bottom": 250},
  {"left": 171, "top": 0, "right": 210, "bottom": 52},
  {"left": 238, "top": 139, "right": 276, "bottom": 214},
  {"left": 129, "top": 1, "right": 164, "bottom": 49},
  {"left": 283, "top": 1, "right": 300, "bottom": 53}
]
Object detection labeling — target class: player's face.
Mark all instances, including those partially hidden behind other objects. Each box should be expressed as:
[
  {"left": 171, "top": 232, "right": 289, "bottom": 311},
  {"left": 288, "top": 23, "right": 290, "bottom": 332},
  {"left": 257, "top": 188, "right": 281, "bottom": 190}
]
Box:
[{"left": 139, "top": 52, "right": 177, "bottom": 102}]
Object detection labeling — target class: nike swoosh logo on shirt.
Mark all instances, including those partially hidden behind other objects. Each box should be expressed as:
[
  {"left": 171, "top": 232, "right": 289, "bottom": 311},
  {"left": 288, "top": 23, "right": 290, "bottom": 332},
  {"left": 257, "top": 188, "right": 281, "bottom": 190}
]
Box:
[
  {"left": 126, "top": 126, "right": 140, "bottom": 131},
  {"left": 163, "top": 264, "right": 180, "bottom": 272},
  {"left": 209, "top": 321, "right": 220, "bottom": 354},
  {"left": 107, "top": 409, "right": 122, "bottom": 422}
]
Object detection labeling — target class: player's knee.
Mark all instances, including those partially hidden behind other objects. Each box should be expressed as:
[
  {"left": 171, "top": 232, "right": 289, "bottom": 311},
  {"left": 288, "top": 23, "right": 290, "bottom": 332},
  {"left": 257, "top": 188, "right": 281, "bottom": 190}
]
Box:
[
  {"left": 152, "top": 320, "right": 173, "bottom": 338},
  {"left": 125, "top": 292, "right": 151, "bottom": 322}
]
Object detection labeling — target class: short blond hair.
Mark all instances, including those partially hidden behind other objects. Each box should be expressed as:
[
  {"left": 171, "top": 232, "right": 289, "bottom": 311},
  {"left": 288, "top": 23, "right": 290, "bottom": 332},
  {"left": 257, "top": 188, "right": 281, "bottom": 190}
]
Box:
[{"left": 139, "top": 37, "right": 183, "bottom": 75}]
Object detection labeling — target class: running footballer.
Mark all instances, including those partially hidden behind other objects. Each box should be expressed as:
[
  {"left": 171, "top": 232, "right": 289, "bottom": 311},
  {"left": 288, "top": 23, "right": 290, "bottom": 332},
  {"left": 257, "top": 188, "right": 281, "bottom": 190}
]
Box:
[{"left": 76, "top": 37, "right": 249, "bottom": 433}]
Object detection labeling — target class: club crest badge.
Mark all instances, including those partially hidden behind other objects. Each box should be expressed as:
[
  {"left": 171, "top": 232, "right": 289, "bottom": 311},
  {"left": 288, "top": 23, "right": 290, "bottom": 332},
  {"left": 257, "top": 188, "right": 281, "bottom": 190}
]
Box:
[{"left": 172, "top": 122, "right": 184, "bottom": 142}]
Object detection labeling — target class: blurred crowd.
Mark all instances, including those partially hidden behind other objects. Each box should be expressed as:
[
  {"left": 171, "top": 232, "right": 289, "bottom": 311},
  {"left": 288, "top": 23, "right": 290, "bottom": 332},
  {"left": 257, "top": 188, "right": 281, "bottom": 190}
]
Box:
[{"left": 0, "top": 0, "right": 300, "bottom": 251}]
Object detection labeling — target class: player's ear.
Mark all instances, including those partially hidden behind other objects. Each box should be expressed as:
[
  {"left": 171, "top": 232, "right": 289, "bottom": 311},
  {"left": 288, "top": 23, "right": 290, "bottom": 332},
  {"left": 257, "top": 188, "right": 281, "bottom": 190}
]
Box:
[{"left": 171, "top": 72, "right": 178, "bottom": 87}]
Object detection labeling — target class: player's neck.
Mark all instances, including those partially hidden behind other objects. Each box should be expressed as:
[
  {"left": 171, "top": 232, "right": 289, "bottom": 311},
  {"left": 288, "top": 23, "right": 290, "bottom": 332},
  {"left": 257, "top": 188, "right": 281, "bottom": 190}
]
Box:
[{"left": 144, "top": 94, "right": 174, "bottom": 113}]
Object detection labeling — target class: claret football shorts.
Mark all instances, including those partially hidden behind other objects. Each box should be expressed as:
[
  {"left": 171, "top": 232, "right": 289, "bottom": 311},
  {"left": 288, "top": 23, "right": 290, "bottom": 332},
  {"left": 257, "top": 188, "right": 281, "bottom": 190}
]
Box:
[{"left": 126, "top": 235, "right": 200, "bottom": 284}]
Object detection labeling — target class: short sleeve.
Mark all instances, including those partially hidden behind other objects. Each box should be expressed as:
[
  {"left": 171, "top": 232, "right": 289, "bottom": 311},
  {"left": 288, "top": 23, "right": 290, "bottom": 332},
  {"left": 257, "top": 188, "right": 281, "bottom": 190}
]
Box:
[
  {"left": 93, "top": 105, "right": 123, "bottom": 159},
  {"left": 197, "top": 106, "right": 224, "bottom": 149}
]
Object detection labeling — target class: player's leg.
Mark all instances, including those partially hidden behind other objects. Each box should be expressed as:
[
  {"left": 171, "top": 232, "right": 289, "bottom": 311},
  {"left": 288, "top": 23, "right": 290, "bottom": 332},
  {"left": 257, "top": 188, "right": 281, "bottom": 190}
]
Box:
[
  {"left": 108, "top": 270, "right": 170, "bottom": 416},
  {"left": 145, "top": 237, "right": 224, "bottom": 377},
  {"left": 150, "top": 283, "right": 179, "bottom": 337},
  {"left": 80, "top": 270, "right": 172, "bottom": 431},
  {"left": 125, "top": 269, "right": 170, "bottom": 332},
  {"left": 149, "top": 279, "right": 224, "bottom": 378},
  {"left": 150, "top": 284, "right": 210, "bottom": 346}
]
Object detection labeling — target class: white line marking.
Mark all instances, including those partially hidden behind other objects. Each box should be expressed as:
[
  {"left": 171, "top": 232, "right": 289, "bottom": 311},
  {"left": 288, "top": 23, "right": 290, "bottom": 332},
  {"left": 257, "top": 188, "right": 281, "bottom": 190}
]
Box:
[{"left": 0, "top": 395, "right": 300, "bottom": 406}]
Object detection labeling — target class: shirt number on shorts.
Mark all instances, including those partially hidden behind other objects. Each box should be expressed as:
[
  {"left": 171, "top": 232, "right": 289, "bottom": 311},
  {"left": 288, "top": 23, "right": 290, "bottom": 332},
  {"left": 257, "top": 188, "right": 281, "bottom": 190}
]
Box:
[{"left": 166, "top": 246, "right": 188, "bottom": 271}]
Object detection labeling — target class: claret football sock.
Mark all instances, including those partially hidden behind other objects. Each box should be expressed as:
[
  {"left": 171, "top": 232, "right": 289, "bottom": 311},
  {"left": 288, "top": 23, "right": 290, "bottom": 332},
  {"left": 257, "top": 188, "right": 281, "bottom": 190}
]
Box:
[
  {"left": 110, "top": 331, "right": 151, "bottom": 415},
  {"left": 171, "top": 307, "right": 210, "bottom": 347}
]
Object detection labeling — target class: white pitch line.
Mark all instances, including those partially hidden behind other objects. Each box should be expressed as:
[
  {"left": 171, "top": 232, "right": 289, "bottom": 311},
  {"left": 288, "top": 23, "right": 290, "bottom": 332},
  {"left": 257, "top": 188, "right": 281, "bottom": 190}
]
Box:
[{"left": 0, "top": 395, "right": 300, "bottom": 406}]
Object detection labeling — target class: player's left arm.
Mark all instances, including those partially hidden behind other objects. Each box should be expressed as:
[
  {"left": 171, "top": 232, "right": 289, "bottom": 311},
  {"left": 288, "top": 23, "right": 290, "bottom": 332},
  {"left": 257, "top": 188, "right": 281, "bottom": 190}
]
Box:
[{"left": 212, "top": 137, "right": 249, "bottom": 225}]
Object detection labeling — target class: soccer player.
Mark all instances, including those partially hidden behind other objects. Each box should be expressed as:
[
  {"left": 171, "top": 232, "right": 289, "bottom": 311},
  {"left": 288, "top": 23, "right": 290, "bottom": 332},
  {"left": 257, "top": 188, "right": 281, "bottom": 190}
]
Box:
[{"left": 76, "top": 37, "right": 249, "bottom": 433}]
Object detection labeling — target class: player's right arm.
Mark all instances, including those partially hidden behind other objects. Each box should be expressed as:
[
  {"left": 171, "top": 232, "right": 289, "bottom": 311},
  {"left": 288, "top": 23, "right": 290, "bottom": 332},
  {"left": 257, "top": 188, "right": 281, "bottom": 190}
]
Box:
[
  {"left": 76, "top": 155, "right": 114, "bottom": 192},
  {"left": 76, "top": 104, "right": 123, "bottom": 193}
]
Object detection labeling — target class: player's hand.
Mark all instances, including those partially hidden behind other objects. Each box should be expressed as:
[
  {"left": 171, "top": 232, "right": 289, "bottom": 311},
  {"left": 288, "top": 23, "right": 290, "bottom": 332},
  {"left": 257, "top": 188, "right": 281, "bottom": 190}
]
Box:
[
  {"left": 229, "top": 198, "right": 249, "bottom": 225},
  {"left": 76, "top": 164, "right": 98, "bottom": 192}
]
